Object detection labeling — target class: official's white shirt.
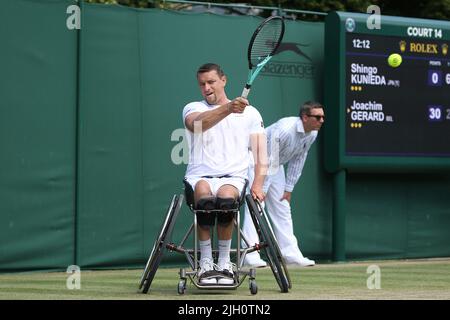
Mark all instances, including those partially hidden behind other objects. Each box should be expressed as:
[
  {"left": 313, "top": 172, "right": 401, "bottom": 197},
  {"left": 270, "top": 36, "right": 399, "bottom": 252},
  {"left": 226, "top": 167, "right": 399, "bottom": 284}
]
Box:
[
  {"left": 183, "top": 100, "right": 264, "bottom": 180},
  {"left": 264, "top": 117, "right": 318, "bottom": 192}
]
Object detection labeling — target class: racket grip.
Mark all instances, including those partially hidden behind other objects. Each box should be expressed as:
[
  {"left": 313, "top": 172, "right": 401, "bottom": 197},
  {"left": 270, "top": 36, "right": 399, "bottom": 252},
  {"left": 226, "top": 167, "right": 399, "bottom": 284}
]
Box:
[{"left": 241, "top": 84, "right": 251, "bottom": 99}]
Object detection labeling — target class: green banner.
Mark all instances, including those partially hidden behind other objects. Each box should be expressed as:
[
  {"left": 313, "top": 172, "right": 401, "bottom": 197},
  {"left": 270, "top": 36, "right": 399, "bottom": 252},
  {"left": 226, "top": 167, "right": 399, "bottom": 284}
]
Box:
[{"left": 0, "top": 0, "right": 77, "bottom": 271}]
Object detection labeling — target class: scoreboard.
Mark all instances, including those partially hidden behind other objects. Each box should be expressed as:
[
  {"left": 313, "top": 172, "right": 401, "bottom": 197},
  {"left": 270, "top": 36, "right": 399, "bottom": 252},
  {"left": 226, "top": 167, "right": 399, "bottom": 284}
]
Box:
[{"left": 324, "top": 12, "right": 450, "bottom": 172}]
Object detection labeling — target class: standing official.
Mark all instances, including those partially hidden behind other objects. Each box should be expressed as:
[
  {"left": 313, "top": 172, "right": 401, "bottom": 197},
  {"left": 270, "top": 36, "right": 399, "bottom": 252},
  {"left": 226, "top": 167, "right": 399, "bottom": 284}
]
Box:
[{"left": 242, "top": 101, "right": 325, "bottom": 267}]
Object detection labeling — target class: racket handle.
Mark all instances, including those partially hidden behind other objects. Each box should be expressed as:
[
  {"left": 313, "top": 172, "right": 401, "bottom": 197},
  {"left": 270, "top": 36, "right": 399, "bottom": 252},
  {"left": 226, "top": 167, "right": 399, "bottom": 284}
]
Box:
[{"left": 241, "top": 84, "right": 251, "bottom": 99}]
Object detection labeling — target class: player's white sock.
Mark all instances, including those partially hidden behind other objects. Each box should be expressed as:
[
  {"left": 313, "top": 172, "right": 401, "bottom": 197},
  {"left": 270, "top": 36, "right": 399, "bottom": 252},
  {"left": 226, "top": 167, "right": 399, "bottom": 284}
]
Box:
[
  {"left": 218, "top": 239, "right": 231, "bottom": 265},
  {"left": 199, "top": 239, "right": 213, "bottom": 261}
]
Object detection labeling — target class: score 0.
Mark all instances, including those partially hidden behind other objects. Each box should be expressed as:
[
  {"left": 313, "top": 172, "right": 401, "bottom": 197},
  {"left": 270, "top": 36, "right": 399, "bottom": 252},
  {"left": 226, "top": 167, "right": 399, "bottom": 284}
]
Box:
[{"left": 428, "top": 70, "right": 442, "bottom": 86}]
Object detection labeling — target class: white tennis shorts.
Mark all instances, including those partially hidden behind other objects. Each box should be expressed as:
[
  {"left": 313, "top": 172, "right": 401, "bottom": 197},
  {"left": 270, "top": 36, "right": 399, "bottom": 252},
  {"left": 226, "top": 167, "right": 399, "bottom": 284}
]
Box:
[{"left": 185, "top": 176, "right": 246, "bottom": 196}]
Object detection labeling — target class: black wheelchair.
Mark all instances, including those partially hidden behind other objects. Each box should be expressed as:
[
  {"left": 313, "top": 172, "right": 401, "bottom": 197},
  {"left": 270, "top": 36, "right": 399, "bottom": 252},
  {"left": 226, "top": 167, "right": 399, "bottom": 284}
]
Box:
[{"left": 138, "top": 180, "right": 291, "bottom": 295}]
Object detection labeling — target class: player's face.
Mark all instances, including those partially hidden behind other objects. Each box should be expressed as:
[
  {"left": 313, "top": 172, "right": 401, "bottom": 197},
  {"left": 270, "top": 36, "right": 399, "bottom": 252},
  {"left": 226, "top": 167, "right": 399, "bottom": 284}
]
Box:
[
  {"left": 302, "top": 108, "right": 325, "bottom": 132},
  {"left": 197, "top": 70, "right": 227, "bottom": 105}
]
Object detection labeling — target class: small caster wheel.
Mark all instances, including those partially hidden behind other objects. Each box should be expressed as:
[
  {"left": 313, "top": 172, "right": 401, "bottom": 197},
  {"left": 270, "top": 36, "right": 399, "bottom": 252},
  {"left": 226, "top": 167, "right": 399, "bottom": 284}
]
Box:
[
  {"left": 178, "top": 280, "right": 186, "bottom": 295},
  {"left": 249, "top": 280, "right": 258, "bottom": 295}
]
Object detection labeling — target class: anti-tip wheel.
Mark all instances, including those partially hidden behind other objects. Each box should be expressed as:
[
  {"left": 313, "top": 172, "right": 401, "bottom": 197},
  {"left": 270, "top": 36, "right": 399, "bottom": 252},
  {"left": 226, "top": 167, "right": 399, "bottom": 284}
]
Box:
[
  {"left": 178, "top": 280, "right": 186, "bottom": 295},
  {"left": 249, "top": 280, "right": 258, "bottom": 295}
]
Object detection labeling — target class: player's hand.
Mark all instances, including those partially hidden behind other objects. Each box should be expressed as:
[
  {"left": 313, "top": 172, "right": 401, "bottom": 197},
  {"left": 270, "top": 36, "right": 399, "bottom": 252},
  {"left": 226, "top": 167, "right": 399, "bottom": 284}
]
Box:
[
  {"left": 280, "top": 191, "right": 291, "bottom": 203},
  {"left": 227, "top": 97, "right": 248, "bottom": 113},
  {"left": 251, "top": 185, "right": 265, "bottom": 202}
]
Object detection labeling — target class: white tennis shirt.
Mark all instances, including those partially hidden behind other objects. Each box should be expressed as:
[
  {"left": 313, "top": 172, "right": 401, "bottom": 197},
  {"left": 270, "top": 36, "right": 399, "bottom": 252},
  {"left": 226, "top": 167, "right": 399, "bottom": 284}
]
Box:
[{"left": 183, "top": 100, "right": 264, "bottom": 180}]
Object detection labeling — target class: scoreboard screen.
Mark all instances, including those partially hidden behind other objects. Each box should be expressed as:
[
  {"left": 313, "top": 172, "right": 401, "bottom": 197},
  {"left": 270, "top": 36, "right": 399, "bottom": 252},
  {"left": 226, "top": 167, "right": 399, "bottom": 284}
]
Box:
[{"left": 324, "top": 12, "right": 450, "bottom": 172}]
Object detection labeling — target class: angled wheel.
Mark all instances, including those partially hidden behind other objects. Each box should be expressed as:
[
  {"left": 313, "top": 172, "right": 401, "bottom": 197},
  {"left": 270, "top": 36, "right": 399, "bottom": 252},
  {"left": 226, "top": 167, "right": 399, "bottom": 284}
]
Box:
[
  {"left": 245, "top": 195, "right": 290, "bottom": 293},
  {"left": 254, "top": 198, "right": 292, "bottom": 289},
  {"left": 139, "top": 194, "right": 183, "bottom": 293}
]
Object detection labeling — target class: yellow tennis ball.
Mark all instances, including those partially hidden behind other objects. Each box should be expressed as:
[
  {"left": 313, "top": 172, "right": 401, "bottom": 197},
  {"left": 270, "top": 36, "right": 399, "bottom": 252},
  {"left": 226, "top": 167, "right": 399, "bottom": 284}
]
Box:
[{"left": 388, "top": 53, "right": 402, "bottom": 67}]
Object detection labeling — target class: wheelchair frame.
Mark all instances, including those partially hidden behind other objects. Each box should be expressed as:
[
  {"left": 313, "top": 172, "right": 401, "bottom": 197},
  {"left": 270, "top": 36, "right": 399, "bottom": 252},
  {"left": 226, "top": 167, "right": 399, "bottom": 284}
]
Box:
[{"left": 138, "top": 184, "right": 291, "bottom": 295}]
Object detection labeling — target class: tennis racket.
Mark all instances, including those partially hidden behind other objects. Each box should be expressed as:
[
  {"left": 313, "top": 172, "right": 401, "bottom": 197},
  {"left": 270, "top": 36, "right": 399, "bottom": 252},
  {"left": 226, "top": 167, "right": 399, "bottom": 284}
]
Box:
[{"left": 241, "top": 16, "right": 285, "bottom": 99}]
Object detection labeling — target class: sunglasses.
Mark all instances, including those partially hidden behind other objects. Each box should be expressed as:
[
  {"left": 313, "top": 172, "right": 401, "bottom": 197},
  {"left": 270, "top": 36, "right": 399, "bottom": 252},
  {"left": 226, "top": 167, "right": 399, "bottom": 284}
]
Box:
[{"left": 306, "top": 114, "right": 325, "bottom": 121}]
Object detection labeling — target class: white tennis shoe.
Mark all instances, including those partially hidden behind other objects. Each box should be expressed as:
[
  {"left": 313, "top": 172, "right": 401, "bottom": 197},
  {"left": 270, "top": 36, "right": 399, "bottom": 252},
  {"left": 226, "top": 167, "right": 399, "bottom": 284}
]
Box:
[
  {"left": 243, "top": 253, "right": 268, "bottom": 268},
  {"left": 198, "top": 258, "right": 219, "bottom": 285},
  {"left": 285, "top": 256, "right": 315, "bottom": 267},
  {"left": 216, "top": 260, "right": 235, "bottom": 285}
]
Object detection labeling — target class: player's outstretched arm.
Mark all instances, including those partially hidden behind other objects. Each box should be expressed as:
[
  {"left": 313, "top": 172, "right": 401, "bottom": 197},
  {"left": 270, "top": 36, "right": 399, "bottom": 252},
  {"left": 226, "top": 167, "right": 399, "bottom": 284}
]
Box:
[{"left": 184, "top": 97, "right": 248, "bottom": 132}]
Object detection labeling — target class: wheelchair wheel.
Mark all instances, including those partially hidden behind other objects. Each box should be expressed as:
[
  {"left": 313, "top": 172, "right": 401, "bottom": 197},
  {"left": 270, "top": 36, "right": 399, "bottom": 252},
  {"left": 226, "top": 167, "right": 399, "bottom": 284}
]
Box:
[
  {"left": 245, "top": 195, "right": 290, "bottom": 293},
  {"left": 139, "top": 194, "right": 183, "bottom": 293},
  {"left": 253, "top": 198, "right": 292, "bottom": 289}
]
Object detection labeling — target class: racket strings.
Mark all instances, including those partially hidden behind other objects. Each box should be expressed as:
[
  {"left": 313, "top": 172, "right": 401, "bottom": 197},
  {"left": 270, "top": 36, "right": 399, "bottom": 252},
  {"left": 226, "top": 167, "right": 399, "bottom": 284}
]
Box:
[{"left": 250, "top": 19, "right": 284, "bottom": 66}]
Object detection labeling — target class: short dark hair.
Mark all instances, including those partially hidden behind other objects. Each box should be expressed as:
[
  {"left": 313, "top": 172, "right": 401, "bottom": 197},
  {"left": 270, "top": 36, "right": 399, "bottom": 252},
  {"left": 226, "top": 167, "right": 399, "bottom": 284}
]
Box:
[
  {"left": 197, "top": 63, "right": 225, "bottom": 78},
  {"left": 299, "top": 101, "right": 324, "bottom": 117}
]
